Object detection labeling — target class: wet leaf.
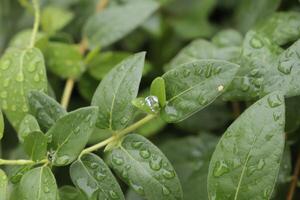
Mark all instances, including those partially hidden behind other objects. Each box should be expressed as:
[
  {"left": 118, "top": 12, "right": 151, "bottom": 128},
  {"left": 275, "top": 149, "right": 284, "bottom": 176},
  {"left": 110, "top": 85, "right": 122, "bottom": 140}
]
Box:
[
  {"left": 105, "top": 134, "right": 183, "bottom": 200},
  {"left": 70, "top": 153, "right": 125, "bottom": 199},
  {"left": 161, "top": 59, "right": 239, "bottom": 122},
  {"left": 91, "top": 52, "right": 145, "bottom": 130},
  {"left": 23, "top": 131, "right": 48, "bottom": 161},
  {"left": 59, "top": 186, "right": 87, "bottom": 200},
  {"left": 28, "top": 91, "right": 67, "bottom": 132},
  {"left": 18, "top": 114, "right": 40, "bottom": 142},
  {"left": 207, "top": 92, "right": 285, "bottom": 199},
  {"left": 19, "top": 166, "right": 58, "bottom": 200},
  {"left": 48, "top": 107, "right": 98, "bottom": 166},
  {"left": 160, "top": 133, "right": 219, "bottom": 200},
  {"left": 150, "top": 77, "right": 166, "bottom": 107},
  {"left": 0, "top": 47, "right": 47, "bottom": 130},
  {"left": 44, "top": 42, "right": 85, "bottom": 79},
  {"left": 83, "top": 1, "right": 159, "bottom": 48}
]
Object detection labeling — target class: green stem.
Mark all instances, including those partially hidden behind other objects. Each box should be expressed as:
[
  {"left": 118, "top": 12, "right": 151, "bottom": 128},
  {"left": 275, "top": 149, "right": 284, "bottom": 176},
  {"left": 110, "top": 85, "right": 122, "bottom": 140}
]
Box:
[
  {"left": 0, "top": 158, "right": 47, "bottom": 166},
  {"left": 80, "top": 114, "right": 156, "bottom": 156},
  {"left": 29, "top": 0, "right": 40, "bottom": 48}
]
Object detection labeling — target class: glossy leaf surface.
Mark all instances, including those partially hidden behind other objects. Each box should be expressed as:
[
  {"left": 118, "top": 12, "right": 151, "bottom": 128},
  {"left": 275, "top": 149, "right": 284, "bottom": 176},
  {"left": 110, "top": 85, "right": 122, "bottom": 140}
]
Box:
[
  {"left": 48, "top": 107, "right": 98, "bottom": 166},
  {"left": 161, "top": 59, "right": 239, "bottom": 122},
  {"left": 208, "top": 92, "right": 285, "bottom": 199},
  {"left": 83, "top": 1, "right": 159, "bottom": 48},
  {"left": 28, "top": 91, "right": 67, "bottom": 131},
  {"left": 91, "top": 52, "right": 145, "bottom": 130},
  {"left": 19, "top": 166, "right": 58, "bottom": 200},
  {"left": 105, "top": 134, "right": 183, "bottom": 200},
  {"left": 0, "top": 47, "right": 47, "bottom": 129},
  {"left": 70, "top": 153, "right": 125, "bottom": 199},
  {"left": 23, "top": 131, "right": 48, "bottom": 161}
]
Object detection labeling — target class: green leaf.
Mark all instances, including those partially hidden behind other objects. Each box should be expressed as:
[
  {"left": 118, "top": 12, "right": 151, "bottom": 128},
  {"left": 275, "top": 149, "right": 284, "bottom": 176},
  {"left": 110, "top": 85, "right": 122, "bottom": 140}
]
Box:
[
  {"left": 91, "top": 52, "right": 145, "bottom": 130},
  {"left": 87, "top": 51, "right": 131, "bottom": 80},
  {"left": 18, "top": 114, "right": 40, "bottom": 142},
  {"left": 19, "top": 166, "right": 58, "bottom": 200},
  {"left": 211, "top": 29, "right": 243, "bottom": 47},
  {"left": 137, "top": 116, "right": 166, "bottom": 137},
  {"left": 0, "top": 47, "right": 48, "bottom": 129},
  {"left": 161, "top": 59, "right": 239, "bottom": 122},
  {"left": 150, "top": 77, "right": 166, "bottom": 107},
  {"left": 48, "top": 107, "right": 98, "bottom": 166},
  {"left": 207, "top": 92, "right": 285, "bottom": 199},
  {"left": 9, "top": 29, "right": 48, "bottom": 51},
  {"left": 164, "top": 39, "right": 241, "bottom": 71},
  {"left": 59, "top": 186, "right": 87, "bottom": 200},
  {"left": 28, "top": 91, "right": 66, "bottom": 131},
  {"left": 0, "top": 169, "right": 7, "bottom": 200},
  {"left": 41, "top": 6, "right": 74, "bottom": 34},
  {"left": 256, "top": 12, "right": 300, "bottom": 46},
  {"left": 70, "top": 153, "right": 125, "bottom": 199},
  {"left": 23, "top": 131, "right": 48, "bottom": 161},
  {"left": 234, "top": 0, "right": 281, "bottom": 33},
  {"left": 78, "top": 73, "right": 99, "bottom": 101},
  {"left": 83, "top": 1, "right": 159, "bottom": 48},
  {"left": 160, "top": 133, "right": 219, "bottom": 200},
  {"left": 44, "top": 42, "right": 85, "bottom": 79},
  {"left": 105, "top": 134, "right": 183, "bottom": 200},
  {"left": 0, "top": 110, "right": 3, "bottom": 140}
]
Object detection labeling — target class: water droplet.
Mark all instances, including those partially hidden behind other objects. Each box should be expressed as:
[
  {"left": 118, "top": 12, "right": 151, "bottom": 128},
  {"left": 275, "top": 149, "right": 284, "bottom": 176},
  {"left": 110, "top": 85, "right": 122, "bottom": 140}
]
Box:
[
  {"left": 263, "top": 187, "right": 271, "bottom": 199},
  {"left": 250, "top": 69, "right": 260, "bottom": 76},
  {"left": 112, "top": 155, "right": 124, "bottom": 166},
  {"left": 145, "top": 96, "right": 160, "bottom": 113},
  {"left": 140, "top": 149, "right": 151, "bottom": 159},
  {"left": 267, "top": 94, "right": 283, "bottom": 108},
  {"left": 194, "top": 68, "right": 202, "bottom": 76},
  {"left": 16, "top": 72, "right": 24, "bottom": 82},
  {"left": 183, "top": 69, "right": 190, "bottom": 77},
  {"left": 120, "top": 117, "right": 128, "bottom": 125},
  {"left": 74, "top": 126, "right": 80, "bottom": 134},
  {"left": 205, "top": 65, "right": 212, "bottom": 78},
  {"left": 213, "top": 66, "right": 222, "bottom": 74},
  {"left": 278, "top": 62, "right": 292, "bottom": 75},
  {"left": 121, "top": 169, "right": 129, "bottom": 179},
  {"left": 257, "top": 159, "right": 265, "bottom": 170},
  {"left": 95, "top": 172, "right": 106, "bottom": 181},
  {"left": 164, "top": 105, "right": 178, "bottom": 121},
  {"left": 90, "top": 162, "right": 98, "bottom": 169},
  {"left": 131, "top": 141, "right": 143, "bottom": 149},
  {"left": 34, "top": 73, "right": 40, "bottom": 82},
  {"left": 109, "top": 190, "right": 119, "bottom": 199},
  {"left": 130, "top": 181, "right": 145, "bottom": 196},
  {"left": 273, "top": 111, "right": 282, "bottom": 121},
  {"left": 150, "top": 157, "right": 162, "bottom": 171},
  {"left": 197, "top": 95, "right": 208, "bottom": 105},
  {"left": 55, "top": 155, "right": 70, "bottom": 165},
  {"left": 162, "top": 186, "right": 170, "bottom": 195},
  {"left": 213, "top": 160, "right": 230, "bottom": 177},
  {"left": 162, "top": 169, "right": 175, "bottom": 179},
  {"left": 250, "top": 36, "right": 263, "bottom": 49},
  {"left": 44, "top": 186, "right": 50, "bottom": 193},
  {"left": 28, "top": 62, "right": 37, "bottom": 72}
]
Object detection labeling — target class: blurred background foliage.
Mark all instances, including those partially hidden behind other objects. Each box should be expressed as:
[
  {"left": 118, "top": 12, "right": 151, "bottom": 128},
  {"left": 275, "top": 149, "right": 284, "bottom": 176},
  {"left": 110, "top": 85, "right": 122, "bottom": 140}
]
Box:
[{"left": 1, "top": 0, "right": 300, "bottom": 199}]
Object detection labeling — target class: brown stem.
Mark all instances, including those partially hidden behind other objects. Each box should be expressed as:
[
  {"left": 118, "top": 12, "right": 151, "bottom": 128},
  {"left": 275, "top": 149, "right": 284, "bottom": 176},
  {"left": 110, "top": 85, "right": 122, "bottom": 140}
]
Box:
[
  {"left": 232, "top": 102, "right": 241, "bottom": 118},
  {"left": 97, "top": 0, "right": 109, "bottom": 12},
  {"left": 287, "top": 151, "right": 300, "bottom": 200}
]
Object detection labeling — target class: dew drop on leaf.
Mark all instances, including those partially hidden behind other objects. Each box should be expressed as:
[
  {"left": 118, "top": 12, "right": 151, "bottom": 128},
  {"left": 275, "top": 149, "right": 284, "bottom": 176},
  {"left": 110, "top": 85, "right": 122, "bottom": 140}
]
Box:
[
  {"left": 162, "top": 169, "right": 175, "bottom": 179},
  {"left": 277, "top": 61, "right": 292, "bottom": 75},
  {"left": 144, "top": 95, "right": 160, "bottom": 113},
  {"left": 162, "top": 186, "right": 170, "bottom": 195},
  {"left": 112, "top": 155, "right": 124, "bottom": 166},
  {"left": 131, "top": 141, "right": 143, "bottom": 149},
  {"left": 257, "top": 159, "right": 265, "bottom": 170},
  {"left": 213, "top": 160, "right": 230, "bottom": 177},
  {"left": 109, "top": 190, "right": 119, "bottom": 199},
  {"left": 130, "top": 181, "right": 145, "bottom": 196},
  {"left": 250, "top": 36, "right": 263, "bottom": 49},
  {"left": 139, "top": 149, "right": 151, "bottom": 159},
  {"left": 267, "top": 94, "right": 283, "bottom": 108},
  {"left": 149, "top": 157, "right": 162, "bottom": 171}
]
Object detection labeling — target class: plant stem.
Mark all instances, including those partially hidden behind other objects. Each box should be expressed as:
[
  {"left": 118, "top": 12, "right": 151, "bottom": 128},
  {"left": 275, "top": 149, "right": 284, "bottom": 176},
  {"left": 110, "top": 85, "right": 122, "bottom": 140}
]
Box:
[
  {"left": 287, "top": 150, "right": 300, "bottom": 200},
  {"left": 60, "top": 78, "right": 75, "bottom": 109},
  {"left": 80, "top": 115, "right": 156, "bottom": 156},
  {"left": 97, "top": 0, "right": 109, "bottom": 12},
  {"left": 29, "top": 0, "right": 40, "bottom": 48},
  {"left": 0, "top": 158, "right": 47, "bottom": 166}
]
